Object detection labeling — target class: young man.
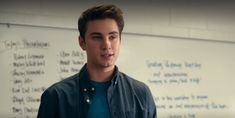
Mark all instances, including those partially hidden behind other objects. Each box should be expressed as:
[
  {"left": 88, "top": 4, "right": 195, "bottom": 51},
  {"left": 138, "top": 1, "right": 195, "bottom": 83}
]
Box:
[{"left": 38, "top": 4, "right": 156, "bottom": 118}]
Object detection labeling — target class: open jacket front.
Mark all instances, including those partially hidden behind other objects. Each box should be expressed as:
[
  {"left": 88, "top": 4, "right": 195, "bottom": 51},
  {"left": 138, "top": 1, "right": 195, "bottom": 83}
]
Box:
[{"left": 37, "top": 65, "right": 157, "bottom": 118}]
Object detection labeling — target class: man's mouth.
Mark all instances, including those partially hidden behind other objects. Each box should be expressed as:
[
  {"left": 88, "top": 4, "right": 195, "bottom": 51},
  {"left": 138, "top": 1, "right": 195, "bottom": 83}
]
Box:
[{"left": 101, "top": 53, "right": 114, "bottom": 58}]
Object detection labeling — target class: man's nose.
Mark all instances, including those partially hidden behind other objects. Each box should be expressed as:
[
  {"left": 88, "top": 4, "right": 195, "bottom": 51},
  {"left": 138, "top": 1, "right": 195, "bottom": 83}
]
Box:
[{"left": 102, "top": 38, "right": 111, "bottom": 50}]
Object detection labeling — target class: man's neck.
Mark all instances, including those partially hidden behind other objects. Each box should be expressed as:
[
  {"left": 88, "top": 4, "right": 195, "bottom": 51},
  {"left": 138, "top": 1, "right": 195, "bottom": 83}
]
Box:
[{"left": 86, "top": 64, "right": 115, "bottom": 82}]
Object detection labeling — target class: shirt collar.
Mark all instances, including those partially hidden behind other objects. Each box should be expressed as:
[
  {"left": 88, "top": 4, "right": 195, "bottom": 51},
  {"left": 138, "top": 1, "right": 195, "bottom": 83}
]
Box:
[{"left": 78, "top": 64, "right": 120, "bottom": 91}]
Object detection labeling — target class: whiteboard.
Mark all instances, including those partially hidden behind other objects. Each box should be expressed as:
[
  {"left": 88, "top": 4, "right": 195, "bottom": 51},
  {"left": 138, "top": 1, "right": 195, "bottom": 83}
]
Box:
[{"left": 0, "top": 24, "right": 235, "bottom": 118}]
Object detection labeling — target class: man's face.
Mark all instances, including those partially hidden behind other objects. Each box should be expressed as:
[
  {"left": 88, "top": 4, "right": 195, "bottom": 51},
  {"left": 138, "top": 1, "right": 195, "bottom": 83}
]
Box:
[{"left": 79, "top": 18, "right": 121, "bottom": 69}]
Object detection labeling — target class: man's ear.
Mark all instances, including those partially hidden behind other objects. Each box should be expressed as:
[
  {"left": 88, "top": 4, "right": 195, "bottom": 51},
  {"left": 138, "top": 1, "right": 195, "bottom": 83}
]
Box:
[{"left": 78, "top": 36, "right": 86, "bottom": 50}]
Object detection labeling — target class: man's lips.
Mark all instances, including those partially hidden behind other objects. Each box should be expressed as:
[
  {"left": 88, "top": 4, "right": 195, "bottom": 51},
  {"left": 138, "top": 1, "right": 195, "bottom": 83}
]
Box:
[{"left": 101, "top": 53, "right": 114, "bottom": 58}]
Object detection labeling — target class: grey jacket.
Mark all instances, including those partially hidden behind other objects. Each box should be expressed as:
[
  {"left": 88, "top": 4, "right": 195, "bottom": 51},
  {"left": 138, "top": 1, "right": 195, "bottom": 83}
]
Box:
[{"left": 37, "top": 65, "right": 156, "bottom": 118}]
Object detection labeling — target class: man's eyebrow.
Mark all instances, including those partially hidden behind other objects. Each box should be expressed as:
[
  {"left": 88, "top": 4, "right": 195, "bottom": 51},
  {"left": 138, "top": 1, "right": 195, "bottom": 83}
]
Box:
[
  {"left": 90, "top": 32, "right": 119, "bottom": 36},
  {"left": 109, "top": 31, "right": 119, "bottom": 35},
  {"left": 90, "top": 32, "right": 102, "bottom": 36}
]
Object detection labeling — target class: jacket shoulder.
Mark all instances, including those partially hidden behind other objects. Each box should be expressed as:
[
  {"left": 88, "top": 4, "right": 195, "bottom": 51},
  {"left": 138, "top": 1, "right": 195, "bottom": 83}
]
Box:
[
  {"left": 119, "top": 72, "right": 156, "bottom": 117},
  {"left": 119, "top": 72, "right": 156, "bottom": 106},
  {"left": 44, "top": 73, "right": 79, "bottom": 95},
  {"left": 119, "top": 72, "right": 151, "bottom": 97},
  {"left": 38, "top": 73, "right": 79, "bottom": 118}
]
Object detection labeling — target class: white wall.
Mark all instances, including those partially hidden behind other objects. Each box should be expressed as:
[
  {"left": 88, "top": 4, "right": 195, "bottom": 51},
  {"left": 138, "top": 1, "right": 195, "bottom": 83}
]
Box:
[{"left": 1, "top": 0, "right": 235, "bottom": 42}]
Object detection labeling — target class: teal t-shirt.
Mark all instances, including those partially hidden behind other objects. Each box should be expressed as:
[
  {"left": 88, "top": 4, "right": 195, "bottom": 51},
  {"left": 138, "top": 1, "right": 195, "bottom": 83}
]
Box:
[{"left": 87, "top": 80, "right": 111, "bottom": 118}]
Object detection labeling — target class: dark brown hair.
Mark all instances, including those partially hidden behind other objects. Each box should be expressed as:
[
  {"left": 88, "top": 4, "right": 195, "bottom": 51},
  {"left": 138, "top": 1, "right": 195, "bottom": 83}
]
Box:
[{"left": 78, "top": 4, "right": 124, "bottom": 39}]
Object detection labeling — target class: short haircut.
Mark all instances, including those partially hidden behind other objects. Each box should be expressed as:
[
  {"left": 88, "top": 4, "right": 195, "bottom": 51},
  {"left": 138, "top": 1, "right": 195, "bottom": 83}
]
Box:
[{"left": 78, "top": 4, "right": 124, "bottom": 39}]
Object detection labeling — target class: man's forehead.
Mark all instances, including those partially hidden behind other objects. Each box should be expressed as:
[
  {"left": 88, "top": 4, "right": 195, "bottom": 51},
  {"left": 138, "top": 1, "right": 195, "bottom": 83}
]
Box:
[
  {"left": 85, "top": 19, "right": 119, "bottom": 36},
  {"left": 87, "top": 19, "right": 118, "bottom": 28}
]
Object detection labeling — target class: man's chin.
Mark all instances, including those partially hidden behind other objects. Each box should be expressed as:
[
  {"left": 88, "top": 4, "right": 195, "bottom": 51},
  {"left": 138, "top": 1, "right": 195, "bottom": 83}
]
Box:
[
  {"left": 103, "top": 64, "right": 114, "bottom": 68},
  {"left": 101, "top": 62, "right": 115, "bottom": 68}
]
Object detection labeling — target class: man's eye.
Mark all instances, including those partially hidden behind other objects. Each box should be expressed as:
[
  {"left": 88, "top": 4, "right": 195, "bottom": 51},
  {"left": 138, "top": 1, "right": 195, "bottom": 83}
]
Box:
[
  {"left": 92, "top": 36, "right": 102, "bottom": 40},
  {"left": 110, "top": 35, "right": 117, "bottom": 40}
]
